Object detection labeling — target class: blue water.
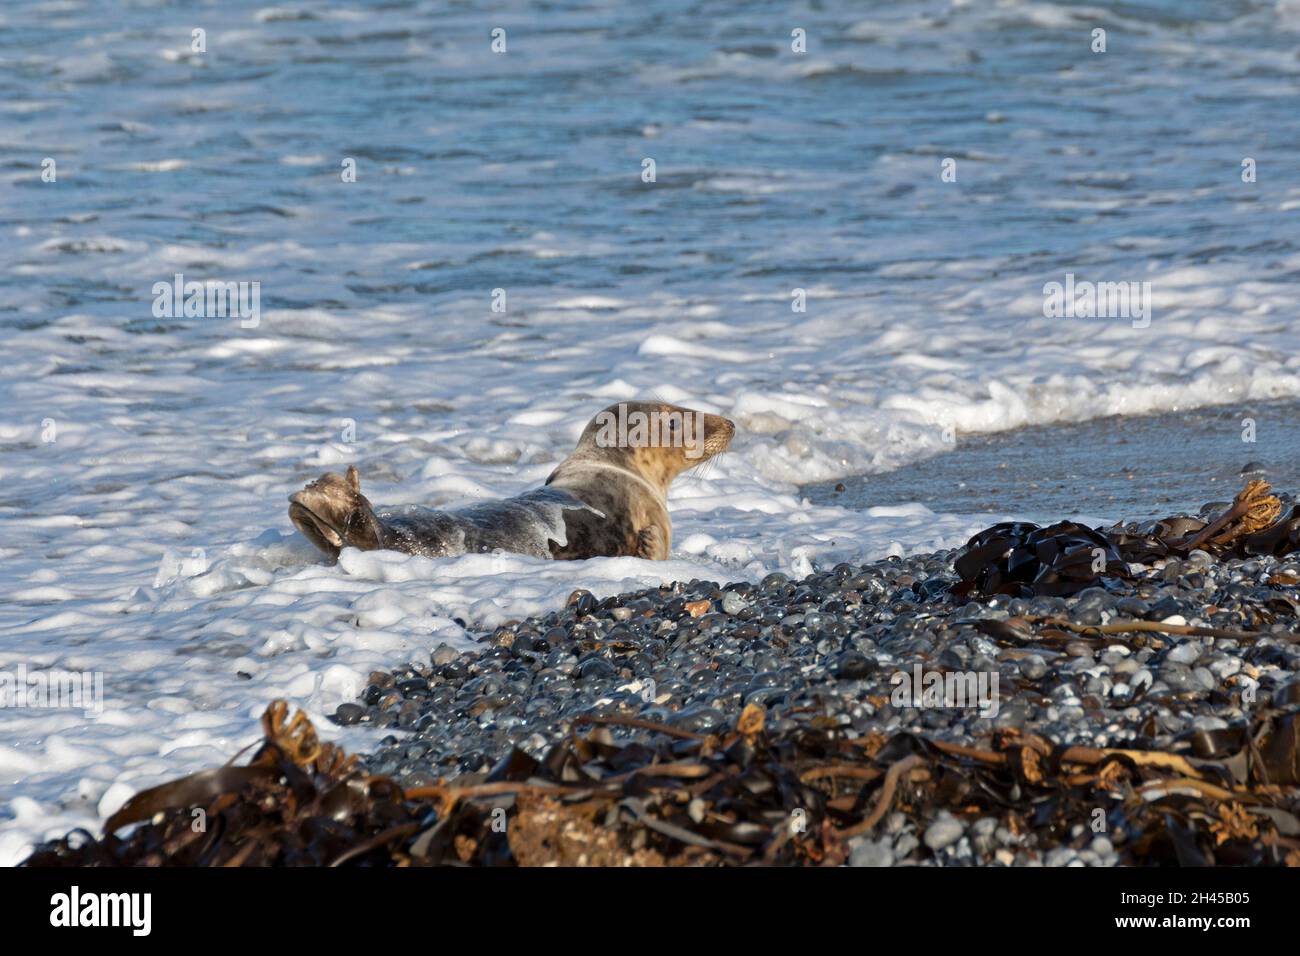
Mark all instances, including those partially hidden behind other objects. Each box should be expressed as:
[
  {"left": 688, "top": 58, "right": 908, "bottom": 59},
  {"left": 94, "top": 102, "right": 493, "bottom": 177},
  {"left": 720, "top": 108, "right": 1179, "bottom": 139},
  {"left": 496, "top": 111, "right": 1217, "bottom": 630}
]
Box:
[{"left": 4, "top": 0, "right": 1299, "bottom": 323}]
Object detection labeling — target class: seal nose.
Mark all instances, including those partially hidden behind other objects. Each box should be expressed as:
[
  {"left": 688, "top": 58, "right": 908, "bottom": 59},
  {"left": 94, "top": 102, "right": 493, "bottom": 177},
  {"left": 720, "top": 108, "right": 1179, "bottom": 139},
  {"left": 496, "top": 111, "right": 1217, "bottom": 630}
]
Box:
[{"left": 705, "top": 415, "right": 735, "bottom": 454}]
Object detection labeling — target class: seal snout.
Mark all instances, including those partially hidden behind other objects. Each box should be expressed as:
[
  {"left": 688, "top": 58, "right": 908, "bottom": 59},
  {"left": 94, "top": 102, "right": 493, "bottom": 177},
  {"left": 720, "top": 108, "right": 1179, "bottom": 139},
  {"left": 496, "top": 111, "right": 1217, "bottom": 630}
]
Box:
[{"left": 702, "top": 414, "right": 735, "bottom": 457}]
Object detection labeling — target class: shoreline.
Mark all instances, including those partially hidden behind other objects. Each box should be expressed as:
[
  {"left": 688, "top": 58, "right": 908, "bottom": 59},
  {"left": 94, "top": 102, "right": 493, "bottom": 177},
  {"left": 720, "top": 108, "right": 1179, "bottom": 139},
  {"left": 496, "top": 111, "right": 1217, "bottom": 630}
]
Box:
[{"left": 29, "top": 487, "right": 1300, "bottom": 867}]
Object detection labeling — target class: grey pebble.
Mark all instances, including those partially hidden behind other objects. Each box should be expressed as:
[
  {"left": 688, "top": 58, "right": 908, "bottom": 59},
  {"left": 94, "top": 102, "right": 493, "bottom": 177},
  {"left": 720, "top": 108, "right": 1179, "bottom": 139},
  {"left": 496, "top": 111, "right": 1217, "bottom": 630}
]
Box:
[
  {"left": 849, "top": 838, "right": 894, "bottom": 868},
  {"left": 924, "top": 813, "right": 964, "bottom": 851}
]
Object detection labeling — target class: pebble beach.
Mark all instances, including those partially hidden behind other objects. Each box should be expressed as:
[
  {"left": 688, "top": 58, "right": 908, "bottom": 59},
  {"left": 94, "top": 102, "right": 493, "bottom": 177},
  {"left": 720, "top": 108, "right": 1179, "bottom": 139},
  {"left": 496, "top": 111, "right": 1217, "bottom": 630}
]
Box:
[{"left": 341, "top": 497, "right": 1300, "bottom": 866}]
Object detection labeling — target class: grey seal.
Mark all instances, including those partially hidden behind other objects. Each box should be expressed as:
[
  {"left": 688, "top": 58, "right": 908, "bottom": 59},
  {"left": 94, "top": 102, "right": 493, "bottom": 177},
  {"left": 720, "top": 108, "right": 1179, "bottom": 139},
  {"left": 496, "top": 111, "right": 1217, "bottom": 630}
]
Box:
[{"left": 288, "top": 401, "right": 735, "bottom": 562}]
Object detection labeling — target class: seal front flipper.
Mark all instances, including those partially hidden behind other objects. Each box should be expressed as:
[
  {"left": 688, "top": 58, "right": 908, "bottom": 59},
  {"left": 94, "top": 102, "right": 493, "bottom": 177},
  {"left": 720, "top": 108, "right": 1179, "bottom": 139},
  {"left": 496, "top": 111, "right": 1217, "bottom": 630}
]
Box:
[
  {"left": 289, "top": 465, "right": 386, "bottom": 561},
  {"left": 636, "top": 525, "right": 668, "bottom": 560}
]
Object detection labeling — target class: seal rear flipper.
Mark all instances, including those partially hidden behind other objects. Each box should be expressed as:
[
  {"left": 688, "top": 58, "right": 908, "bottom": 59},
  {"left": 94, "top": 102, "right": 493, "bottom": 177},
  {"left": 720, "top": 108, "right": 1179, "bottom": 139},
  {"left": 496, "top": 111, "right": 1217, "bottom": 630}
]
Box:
[
  {"left": 288, "top": 501, "right": 342, "bottom": 562},
  {"left": 289, "top": 465, "right": 386, "bottom": 560}
]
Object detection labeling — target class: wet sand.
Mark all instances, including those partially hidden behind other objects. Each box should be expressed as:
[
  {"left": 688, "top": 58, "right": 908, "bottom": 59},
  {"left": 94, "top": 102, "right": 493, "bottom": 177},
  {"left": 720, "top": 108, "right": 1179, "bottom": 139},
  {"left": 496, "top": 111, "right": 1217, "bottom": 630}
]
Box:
[{"left": 805, "top": 400, "right": 1300, "bottom": 525}]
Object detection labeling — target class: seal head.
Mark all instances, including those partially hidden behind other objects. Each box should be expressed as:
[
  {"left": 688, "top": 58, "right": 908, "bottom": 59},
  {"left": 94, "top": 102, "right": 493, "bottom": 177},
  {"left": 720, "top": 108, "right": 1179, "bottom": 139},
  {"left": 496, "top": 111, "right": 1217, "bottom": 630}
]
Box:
[{"left": 545, "top": 401, "right": 735, "bottom": 560}]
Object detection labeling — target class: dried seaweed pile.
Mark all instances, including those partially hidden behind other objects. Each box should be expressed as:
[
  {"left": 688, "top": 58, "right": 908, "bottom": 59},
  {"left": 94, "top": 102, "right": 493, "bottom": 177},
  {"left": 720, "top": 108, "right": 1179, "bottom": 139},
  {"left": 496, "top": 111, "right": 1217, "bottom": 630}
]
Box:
[
  {"left": 23, "top": 692, "right": 1300, "bottom": 867},
  {"left": 956, "top": 480, "right": 1300, "bottom": 599}
]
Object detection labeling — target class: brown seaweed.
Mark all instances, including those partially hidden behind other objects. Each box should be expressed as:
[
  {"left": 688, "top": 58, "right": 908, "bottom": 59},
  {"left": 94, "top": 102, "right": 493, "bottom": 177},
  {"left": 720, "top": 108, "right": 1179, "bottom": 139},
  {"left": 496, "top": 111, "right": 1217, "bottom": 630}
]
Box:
[
  {"left": 955, "top": 480, "right": 1300, "bottom": 599},
  {"left": 22, "top": 696, "right": 1300, "bottom": 867}
]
